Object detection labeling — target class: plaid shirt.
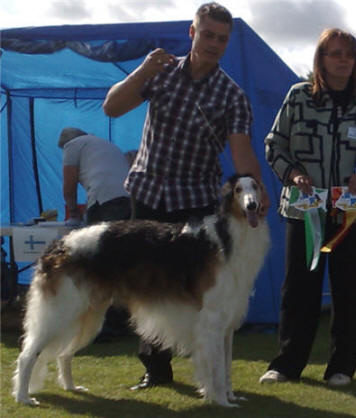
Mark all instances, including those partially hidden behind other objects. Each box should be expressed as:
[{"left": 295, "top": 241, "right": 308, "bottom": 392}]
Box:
[{"left": 125, "top": 54, "right": 252, "bottom": 211}]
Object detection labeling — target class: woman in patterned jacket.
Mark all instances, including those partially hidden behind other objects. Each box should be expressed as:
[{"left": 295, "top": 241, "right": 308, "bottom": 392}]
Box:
[{"left": 260, "top": 28, "right": 356, "bottom": 386}]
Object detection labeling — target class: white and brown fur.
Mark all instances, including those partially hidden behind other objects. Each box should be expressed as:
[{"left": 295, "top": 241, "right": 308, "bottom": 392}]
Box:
[{"left": 13, "top": 175, "right": 270, "bottom": 407}]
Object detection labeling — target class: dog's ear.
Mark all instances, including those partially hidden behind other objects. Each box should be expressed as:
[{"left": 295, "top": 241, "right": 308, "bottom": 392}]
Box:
[
  {"left": 221, "top": 177, "right": 236, "bottom": 198},
  {"left": 220, "top": 179, "right": 234, "bottom": 214}
]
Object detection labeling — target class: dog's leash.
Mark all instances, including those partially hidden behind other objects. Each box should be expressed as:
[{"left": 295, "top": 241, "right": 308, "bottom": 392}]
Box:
[
  {"left": 196, "top": 104, "right": 236, "bottom": 174},
  {"left": 129, "top": 104, "right": 241, "bottom": 218}
]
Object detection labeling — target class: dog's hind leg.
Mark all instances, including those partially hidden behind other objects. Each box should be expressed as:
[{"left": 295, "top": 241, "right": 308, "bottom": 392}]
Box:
[
  {"left": 13, "top": 295, "right": 65, "bottom": 405},
  {"left": 57, "top": 355, "right": 80, "bottom": 392},
  {"left": 13, "top": 313, "right": 70, "bottom": 405},
  {"left": 57, "top": 302, "right": 110, "bottom": 391},
  {"left": 13, "top": 276, "right": 92, "bottom": 405},
  {"left": 13, "top": 348, "right": 42, "bottom": 406}
]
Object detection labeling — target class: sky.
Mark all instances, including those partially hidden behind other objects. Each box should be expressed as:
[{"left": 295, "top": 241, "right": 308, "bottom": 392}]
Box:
[{"left": 1, "top": 0, "right": 355, "bottom": 77}]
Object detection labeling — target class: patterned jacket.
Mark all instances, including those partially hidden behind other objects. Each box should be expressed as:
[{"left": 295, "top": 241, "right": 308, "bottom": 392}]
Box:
[{"left": 265, "top": 82, "right": 356, "bottom": 220}]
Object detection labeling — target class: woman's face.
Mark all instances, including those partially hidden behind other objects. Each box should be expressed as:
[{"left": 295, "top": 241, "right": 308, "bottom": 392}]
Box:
[{"left": 322, "top": 38, "right": 355, "bottom": 87}]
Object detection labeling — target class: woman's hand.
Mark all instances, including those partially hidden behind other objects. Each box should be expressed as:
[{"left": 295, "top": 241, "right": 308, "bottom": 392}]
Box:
[{"left": 290, "top": 169, "right": 313, "bottom": 195}]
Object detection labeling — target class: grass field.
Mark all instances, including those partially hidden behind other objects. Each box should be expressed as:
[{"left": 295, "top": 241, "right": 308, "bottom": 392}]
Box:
[{"left": 1, "top": 309, "right": 356, "bottom": 418}]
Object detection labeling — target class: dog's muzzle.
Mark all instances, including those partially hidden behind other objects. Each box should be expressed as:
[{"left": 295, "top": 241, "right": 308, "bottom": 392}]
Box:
[{"left": 245, "top": 201, "right": 259, "bottom": 228}]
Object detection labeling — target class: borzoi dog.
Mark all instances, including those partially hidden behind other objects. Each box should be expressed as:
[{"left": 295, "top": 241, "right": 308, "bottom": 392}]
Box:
[{"left": 13, "top": 174, "right": 270, "bottom": 407}]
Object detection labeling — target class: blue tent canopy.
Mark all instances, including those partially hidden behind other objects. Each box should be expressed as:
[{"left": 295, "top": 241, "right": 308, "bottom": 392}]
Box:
[{"left": 1, "top": 18, "right": 308, "bottom": 323}]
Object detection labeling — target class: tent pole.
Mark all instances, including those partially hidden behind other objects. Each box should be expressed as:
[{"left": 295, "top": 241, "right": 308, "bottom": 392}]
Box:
[
  {"left": 29, "top": 98, "right": 43, "bottom": 215},
  {"left": 6, "top": 91, "right": 15, "bottom": 223}
]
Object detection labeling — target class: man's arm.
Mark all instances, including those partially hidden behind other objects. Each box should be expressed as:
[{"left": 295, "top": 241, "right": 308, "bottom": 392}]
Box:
[
  {"left": 62, "top": 165, "right": 81, "bottom": 219},
  {"left": 228, "top": 133, "right": 270, "bottom": 215},
  {"left": 103, "top": 48, "right": 176, "bottom": 118}
]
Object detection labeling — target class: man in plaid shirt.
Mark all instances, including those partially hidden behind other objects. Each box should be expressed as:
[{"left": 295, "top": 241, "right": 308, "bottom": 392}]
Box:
[{"left": 103, "top": 2, "right": 269, "bottom": 390}]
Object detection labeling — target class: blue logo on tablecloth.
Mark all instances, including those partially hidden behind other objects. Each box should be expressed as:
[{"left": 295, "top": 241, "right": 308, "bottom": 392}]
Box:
[{"left": 25, "top": 235, "right": 46, "bottom": 250}]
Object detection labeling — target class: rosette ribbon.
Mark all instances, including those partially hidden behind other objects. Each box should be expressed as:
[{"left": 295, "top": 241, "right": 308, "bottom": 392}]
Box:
[
  {"left": 304, "top": 208, "right": 326, "bottom": 270},
  {"left": 289, "top": 186, "right": 328, "bottom": 271},
  {"left": 320, "top": 182, "right": 356, "bottom": 252},
  {"left": 320, "top": 211, "right": 356, "bottom": 253}
]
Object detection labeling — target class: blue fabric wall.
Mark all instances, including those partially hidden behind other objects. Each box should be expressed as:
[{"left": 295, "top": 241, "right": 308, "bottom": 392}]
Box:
[{"left": 1, "top": 19, "right": 328, "bottom": 322}]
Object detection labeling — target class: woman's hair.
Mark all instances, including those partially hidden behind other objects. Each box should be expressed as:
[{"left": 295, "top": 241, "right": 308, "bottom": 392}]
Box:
[
  {"left": 193, "top": 2, "right": 233, "bottom": 31},
  {"left": 312, "top": 28, "right": 356, "bottom": 101}
]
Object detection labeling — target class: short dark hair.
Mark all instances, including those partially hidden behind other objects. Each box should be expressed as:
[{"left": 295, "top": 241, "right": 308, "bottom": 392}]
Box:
[
  {"left": 194, "top": 2, "right": 233, "bottom": 30},
  {"left": 58, "top": 127, "right": 87, "bottom": 148}
]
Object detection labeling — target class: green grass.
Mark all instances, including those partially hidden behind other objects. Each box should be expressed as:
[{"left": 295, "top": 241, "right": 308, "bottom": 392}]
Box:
[{"left": 1, "top": 311, "right": 356, "bottom": 417}]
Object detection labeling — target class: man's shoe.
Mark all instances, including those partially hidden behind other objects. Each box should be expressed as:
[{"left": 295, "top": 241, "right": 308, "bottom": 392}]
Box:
[
  {"left": 259, "top": 370, "right": 287, "bottom": 383},
  {"left": 328, "top": 373, "right": 351, "bottom": 386},
  {"left": 130, "top": 373, "right": 173, "bottom": 390}
]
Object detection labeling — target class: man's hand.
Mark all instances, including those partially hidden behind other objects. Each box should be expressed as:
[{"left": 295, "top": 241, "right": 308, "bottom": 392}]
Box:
[
  {"left": 140, "top": 48, "right": 177, "bottom": 79},
  {"left": 103, "top": 49, "right": 176, "bottom": 118}
]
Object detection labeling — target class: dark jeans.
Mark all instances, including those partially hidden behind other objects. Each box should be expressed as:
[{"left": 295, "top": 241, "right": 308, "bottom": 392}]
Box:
[
  {"left": 87, "top": 196, "right": 132, "bottom": 339},
  {"left": 133, "top": 198, "right": 216, "bottom": 380},
  {"left": 86, "top": 196, "right": 131, "bottom": 224},
  {"left": 268, "top": 217, "right": 356, "bottom": 380}
]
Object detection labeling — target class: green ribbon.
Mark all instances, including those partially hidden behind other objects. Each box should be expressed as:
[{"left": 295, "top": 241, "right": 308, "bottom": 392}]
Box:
[{"left": 304, "top": 208, "right": 326, "bottom": 271}]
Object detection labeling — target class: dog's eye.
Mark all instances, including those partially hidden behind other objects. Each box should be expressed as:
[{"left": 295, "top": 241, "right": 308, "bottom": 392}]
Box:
[
  {"left": 235, "top": 186, "right": 242, "bottom": 193},
  {"left": 252, "top": 182, "right": 258, "bottom": 190}
]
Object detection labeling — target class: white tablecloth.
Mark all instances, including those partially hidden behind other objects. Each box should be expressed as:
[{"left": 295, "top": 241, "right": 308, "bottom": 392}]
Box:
[{"left": 1, "top": 223, "right": 73, "bottom": 262}]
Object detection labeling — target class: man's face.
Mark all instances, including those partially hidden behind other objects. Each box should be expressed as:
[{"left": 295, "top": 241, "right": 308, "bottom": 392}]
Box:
[{"left": 190, "top": 16, "right": 231, "bottom": 66}]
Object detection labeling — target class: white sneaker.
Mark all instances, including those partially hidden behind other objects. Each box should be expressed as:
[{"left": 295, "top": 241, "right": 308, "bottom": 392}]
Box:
[
  {"left": 327, "top": 373, "right": 351, "bottom": 386},
  {"left": 259, "top": 370, "right": 287, "bottom": 384}
]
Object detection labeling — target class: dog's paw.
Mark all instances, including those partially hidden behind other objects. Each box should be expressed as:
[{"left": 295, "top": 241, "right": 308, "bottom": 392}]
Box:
[
  {"left": 207, "top": 393, "right": 242, "bottom": 408},
  {"left": 72, "top": 385, "right": 89, "bottom": 393},
  {"left": 17, "top": 396, "right": 40, "bottom": 406},
  {"left": 197, "top": 387, "right": 206, "bottom": 398},
  {"left": 228, "top": 391, "right": 248, "bottom": 402},
  {"left": 217, "top": 399, "right": 241, "bottom": 408},
  {"left": 227, "top": 391, "right": 238, "bottom": 402},
  {"left": 28, "top": 397, "right": 40, "bottom": 406},
  {"left": 63, "top": 383, "right": 88, "bottom": 392}
]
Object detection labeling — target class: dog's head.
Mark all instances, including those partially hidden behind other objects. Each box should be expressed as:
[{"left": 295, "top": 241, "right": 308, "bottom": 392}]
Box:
[{"left": 221, "top": 174, "right": 263, "bottom": 228}]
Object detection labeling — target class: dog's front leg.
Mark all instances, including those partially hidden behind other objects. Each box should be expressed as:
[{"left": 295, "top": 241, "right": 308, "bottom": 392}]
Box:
[
  {"left": 224, "top": 329, "right": 236, "bottom": 401},
  {"left": 224, "top": 329, "right": 248, "bottom": 404},
  {"left": 211, "top": 333, "right": 241, "bottom": 407},
  {"left": 194, "top": 326, "right": 239, "bottom": 407}
]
